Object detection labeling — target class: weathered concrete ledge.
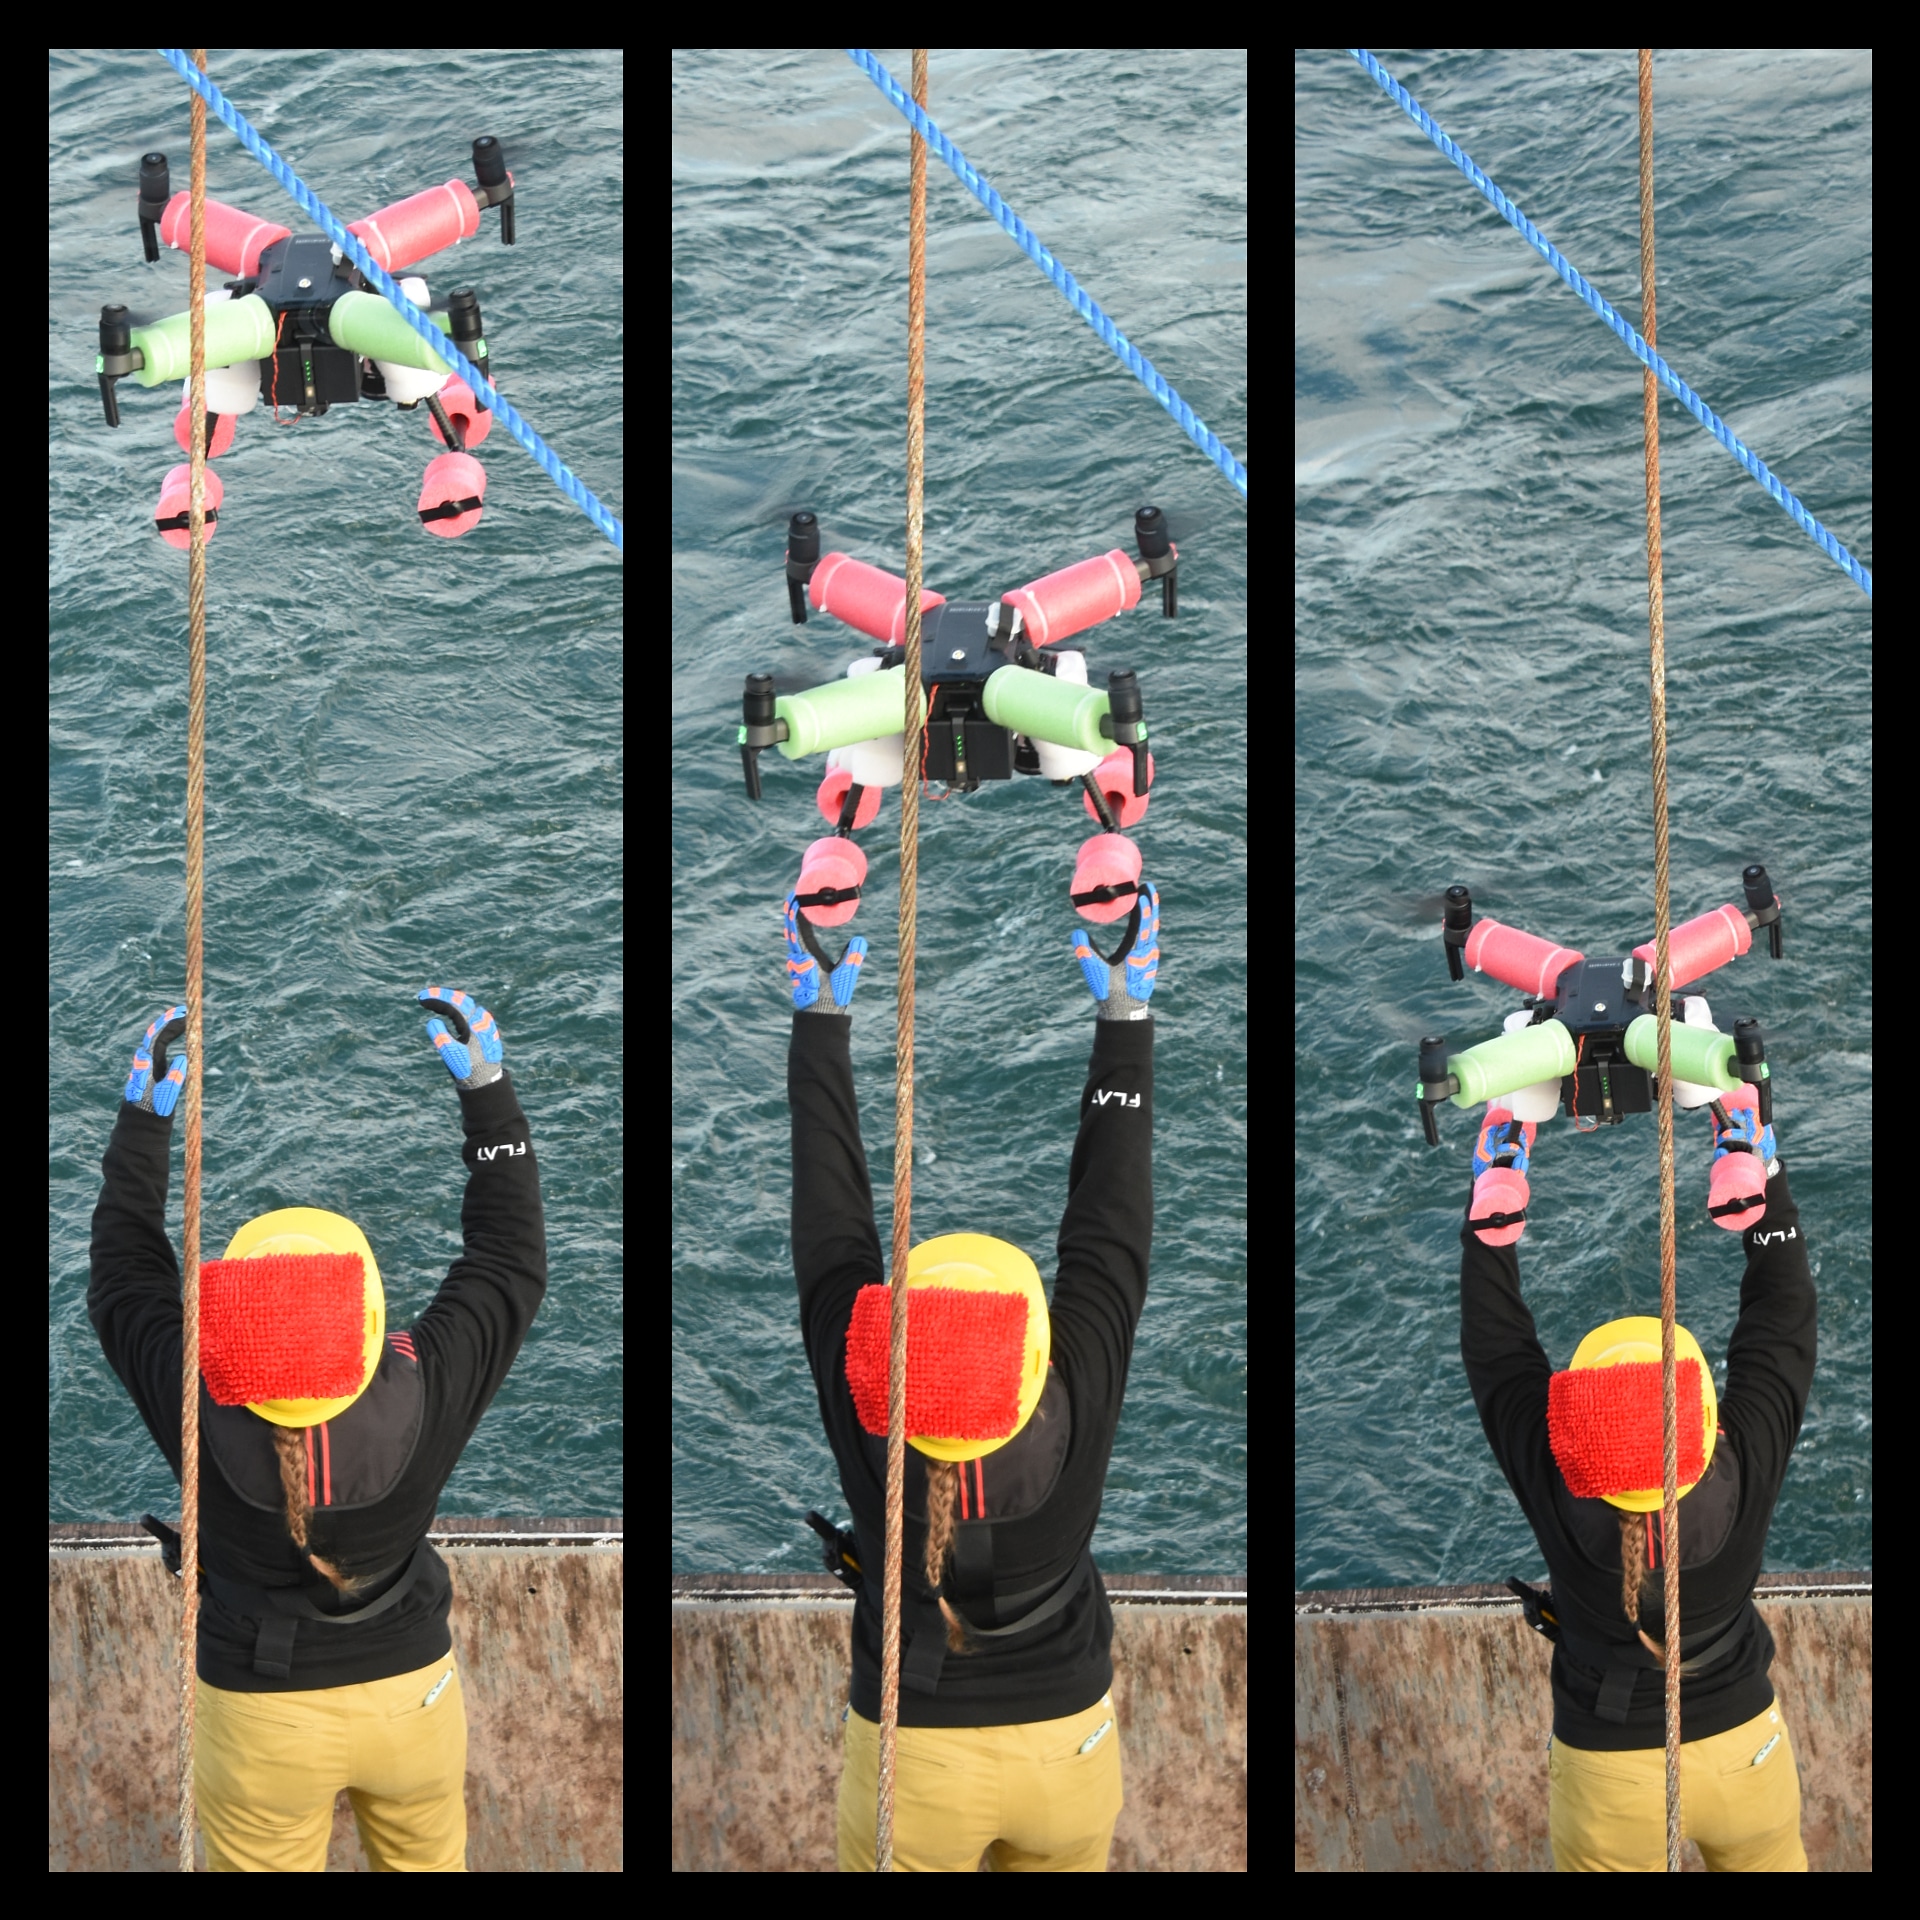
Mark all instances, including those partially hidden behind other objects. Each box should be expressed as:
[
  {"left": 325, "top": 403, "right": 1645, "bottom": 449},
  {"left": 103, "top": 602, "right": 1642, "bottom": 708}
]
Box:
[
  {"left": 1295, "top": 1571, "right": 1871, "bottom": 1872},
  {"left": 673, "top": 1572, "right": 1247, "bottom": 1871},
  {"left": 51, "top": 1517, "right": 623, "bottom": 1872}
]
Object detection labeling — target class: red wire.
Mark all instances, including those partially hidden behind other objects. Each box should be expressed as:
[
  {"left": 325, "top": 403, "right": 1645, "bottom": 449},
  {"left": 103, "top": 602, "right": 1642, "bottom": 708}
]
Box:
[
  {"left": 917, "top": 682, "right": 953, "bottom": 802},
  {"left": 267, "top": 311, "right": 300, "bottom": 425}
]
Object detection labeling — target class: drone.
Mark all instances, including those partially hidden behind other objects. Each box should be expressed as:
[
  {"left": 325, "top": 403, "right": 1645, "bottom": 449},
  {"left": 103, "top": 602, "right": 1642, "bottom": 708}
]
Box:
[
  {"left": 94, "top": 137, "right": 516, "bottom": 542},
  {"left": 737, "top": 508, "right": 1182, "bottom": 967},
  {"left": 1414, "top": 865, "right": 1784, "bottom": 1148}
]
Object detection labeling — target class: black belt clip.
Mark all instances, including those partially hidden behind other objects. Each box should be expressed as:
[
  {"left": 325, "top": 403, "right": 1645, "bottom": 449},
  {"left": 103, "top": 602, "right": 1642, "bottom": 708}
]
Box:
[
  {"left": 804, "top": 1510, "right": 863, "bottom": 1591},
  {"left": 1505, "top": 1575, "right": 1562, "bottom": 1643},
  {"left": 141, "top": 1513, "right": 184, "bottom": 1578}
]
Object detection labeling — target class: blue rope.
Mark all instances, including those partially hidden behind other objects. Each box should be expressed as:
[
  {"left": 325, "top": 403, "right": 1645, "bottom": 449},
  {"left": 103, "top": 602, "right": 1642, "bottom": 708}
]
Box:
[
  {"left": 1345, "top": 49, "right": 1870, "bottom": 599},
  {"left": 157, "top": 50, "right": 622, "bottom": 552},
  {"left": 845, "top": 48, "right": 1246, "bottom": 502}
]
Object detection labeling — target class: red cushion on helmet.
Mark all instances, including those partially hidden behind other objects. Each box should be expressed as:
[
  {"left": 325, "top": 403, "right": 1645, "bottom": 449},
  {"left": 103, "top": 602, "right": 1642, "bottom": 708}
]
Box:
[
  {"left": 199, "top": 1253, "right": 367, "bottom": 1405},
  {"left": 1548, "top": 1358, "right": 1705, "bottom": 1499},
  {"left": 845, "top": 1285, "right": 1028, "bottom": 1441}
]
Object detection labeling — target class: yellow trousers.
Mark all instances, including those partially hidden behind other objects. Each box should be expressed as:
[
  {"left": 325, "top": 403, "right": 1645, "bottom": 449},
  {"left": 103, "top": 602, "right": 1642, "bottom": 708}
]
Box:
[
  {"left": 1549, "top": 1695, "right": 1808, "bottom": 1872},
  {"left": 194, "top": 1652, "right": 468, "bottom": 1871},
  {"left": 837, "top": 1691, "right": 1124, "bottom": 1872}
]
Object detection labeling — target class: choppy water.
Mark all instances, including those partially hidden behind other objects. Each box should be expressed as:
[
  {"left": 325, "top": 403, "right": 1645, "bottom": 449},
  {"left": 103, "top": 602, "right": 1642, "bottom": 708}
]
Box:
[
  {"left": 49, "top": 48, "right": 624, "bottom": 1523},
  {"left": 671, "top": 50, "right": 1248, "bottom": 1574},
  {"left": 1296, "top": 49, "right": 1871, "bottom": 1588}
]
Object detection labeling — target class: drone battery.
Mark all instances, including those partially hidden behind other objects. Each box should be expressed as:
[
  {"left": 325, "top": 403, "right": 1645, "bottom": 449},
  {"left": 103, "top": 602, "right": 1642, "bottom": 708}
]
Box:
[
  {"left": 1549, "top": 955, "right": 1654, "bottom": 1124},
  {"left": 922, "top": 711, "right": 1012, "bottom": 787},
  {"left": 251, "top": 236, "right": 361, "bottom": 414}
]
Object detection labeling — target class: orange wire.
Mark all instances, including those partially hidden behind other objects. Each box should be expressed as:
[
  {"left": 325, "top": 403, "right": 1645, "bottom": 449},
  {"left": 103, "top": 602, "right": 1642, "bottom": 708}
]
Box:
[
  {"left": 917, "top": 681, "right": 953, "bottom": 802},
  {"left": 267, "top": 311, "right": 302, "bottom": 425}
]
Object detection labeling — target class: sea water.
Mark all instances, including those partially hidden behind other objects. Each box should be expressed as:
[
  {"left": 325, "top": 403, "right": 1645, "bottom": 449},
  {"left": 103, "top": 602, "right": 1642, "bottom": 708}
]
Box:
[
  {"left": 672, "top": 50, "right": 1248, "bottom": 1575},
  {"left": 50, "top": 49, "right": 624, "bottom": 1524},
  {"left": 1296, "top": 49, "right": 1871, "bottom": 1588}
]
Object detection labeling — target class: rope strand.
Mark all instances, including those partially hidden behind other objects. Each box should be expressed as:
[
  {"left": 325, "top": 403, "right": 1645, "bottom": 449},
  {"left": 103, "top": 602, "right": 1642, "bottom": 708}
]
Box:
[
  {"left": 1637, "top": 46, "right": 1684, "bottom": 1872},
  {"left": 1347, "top": 47, "right": 1870, "bottom": 598},
  {"left": 876, "top": 45, "right": 929, "bottom": 1875},
  {"left": 844, "top": 49, "right": 1245, "bottom": 500},
  {"left": 177, "top": 46, "right": 209, "bottom": 1874}
]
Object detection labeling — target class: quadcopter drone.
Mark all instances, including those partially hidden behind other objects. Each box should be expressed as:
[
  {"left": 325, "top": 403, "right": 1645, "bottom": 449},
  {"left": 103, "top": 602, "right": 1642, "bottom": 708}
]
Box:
[{"left": 94, "top": 137, "right": 516, "bottom": 541}]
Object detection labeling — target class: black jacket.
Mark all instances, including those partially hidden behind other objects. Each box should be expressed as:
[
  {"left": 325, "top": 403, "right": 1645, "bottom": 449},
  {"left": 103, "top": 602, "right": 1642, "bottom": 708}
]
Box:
[
  {"left": 789, "top": 1013, "right": 1153, "bottom": 1729},
  {"left": 1461, "top": 1161, "right": 1816, "bottom": 1749},
  {"left": 88, "top": 1074, "right": 546, "bottom": 1690}
]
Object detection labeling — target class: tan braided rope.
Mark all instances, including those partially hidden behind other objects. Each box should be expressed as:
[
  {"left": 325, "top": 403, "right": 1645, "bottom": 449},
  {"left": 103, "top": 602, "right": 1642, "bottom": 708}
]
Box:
[
  {"left": 876, "top": 44, "right": 930, "bottom": 1875},
  {"left": 176, "top": 46, "right": 210, "bottom": 1873},
  {"left": 1637, "top": 46, "right": 1683, "bottom": 1871}
]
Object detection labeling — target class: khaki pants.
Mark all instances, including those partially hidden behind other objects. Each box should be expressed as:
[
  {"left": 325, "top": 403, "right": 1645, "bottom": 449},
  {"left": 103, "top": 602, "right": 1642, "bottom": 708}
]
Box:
[
  {"left": 837, "top": 1691, "right": 1124, "bottom": 1872},
  {"left": 1549, "top": 1694, "right": 1807, "bottom": 1872},
  {"left": 194, "top": 1652, "right": 468, "bottom": 1872}
]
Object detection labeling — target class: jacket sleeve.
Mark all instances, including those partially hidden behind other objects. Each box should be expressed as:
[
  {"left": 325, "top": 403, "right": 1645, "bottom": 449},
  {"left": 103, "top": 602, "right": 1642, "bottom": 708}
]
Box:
[
  {"left": 1718, "top": 1162, "right": 1816, "bottom": 1497},
  {"left": 788, "top": 1013, "right": 885, "bottom": 1383},
  {"left": 407, "top": 1071, "right": 548, "bottom": 1455},
  {"left": 87, "top": 1103, "right": 188, "bottom": 1478},
  {"left": 1048, "top": 1019, "right": 1155, "bottom": 1454},
  {"left": 1457, "top": 1182, "right": 1555, "bottom": 1514}
]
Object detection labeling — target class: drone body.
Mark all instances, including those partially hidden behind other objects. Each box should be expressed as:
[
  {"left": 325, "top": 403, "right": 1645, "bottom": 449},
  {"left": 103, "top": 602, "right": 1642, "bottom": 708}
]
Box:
[{"left": 96, "top": 139, "right": 515, "bottom": 542}]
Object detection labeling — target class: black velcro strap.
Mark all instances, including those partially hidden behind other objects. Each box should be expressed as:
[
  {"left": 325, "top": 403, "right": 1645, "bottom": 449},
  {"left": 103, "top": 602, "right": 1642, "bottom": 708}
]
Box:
[
  {"left": 250, "top": 1612, "right": 300, "bottom": 1682},
  {"left": 794, "top": 883, "right": 861, "bottom": 909},
  {"left": 1594, "top": 1662, "right": 1639, "bottom": 1724},
  {"left": 1071, "top": 879, "right": 1140, "bottom": 908},
  {"left": 1708, "top": 1191, "right": 1767, "bottom": 1220},
  {"left": 154, "top": 507, "right": 219, "bottom": 533},
  {"left": 418, "top": 495, "right": 482, "bottom": 524},
  {"left": 901, "top": 1622, "right": 950, "bottom": 1695},
  {"left": 1469, "top": 1206, "right": 1528, "bottom": 1231}
]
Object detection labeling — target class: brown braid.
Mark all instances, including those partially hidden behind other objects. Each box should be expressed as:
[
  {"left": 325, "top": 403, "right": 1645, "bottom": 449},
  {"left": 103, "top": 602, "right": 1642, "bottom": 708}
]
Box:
[
  {"left": 270, "top": 1424, "right": 362, "bottom": 1594},
  {"left": 1619, "top": 1510, "right": 1666, "bottom": 1662},
  {"left": 922, "top": 1457, "right": 972, "bottom": 1654}
]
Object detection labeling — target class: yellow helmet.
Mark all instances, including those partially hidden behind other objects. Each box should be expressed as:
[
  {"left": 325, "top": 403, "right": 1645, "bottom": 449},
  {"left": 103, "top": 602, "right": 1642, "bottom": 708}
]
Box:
[
  {"left": 205, "top": 1209, "right": 386, "bottom": 1428},
  {"left": 1549, "top": 1316, "right": 1718, "bottom": 1512},
  {"left": 843, "top": 1234, "right": 1052, "bottom": 1463}
]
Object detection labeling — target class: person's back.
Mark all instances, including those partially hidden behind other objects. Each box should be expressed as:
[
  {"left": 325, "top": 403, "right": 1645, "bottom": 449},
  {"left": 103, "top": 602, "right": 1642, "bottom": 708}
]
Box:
[
  {"left": 783, "top": 879, "right": 1160, "bottom": 1870},
  {"left": 87, "top": 988, "right": 545, "bottom": 1871},
  {"left": 1458, "top": 1088, "right": 1814, "bottom": 1871}
]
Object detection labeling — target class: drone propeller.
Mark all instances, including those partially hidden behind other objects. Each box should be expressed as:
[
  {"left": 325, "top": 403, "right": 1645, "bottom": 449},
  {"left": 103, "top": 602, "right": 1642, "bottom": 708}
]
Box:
[{"left": 1393, "top": 879, "right": 1531, "bottom": 930}]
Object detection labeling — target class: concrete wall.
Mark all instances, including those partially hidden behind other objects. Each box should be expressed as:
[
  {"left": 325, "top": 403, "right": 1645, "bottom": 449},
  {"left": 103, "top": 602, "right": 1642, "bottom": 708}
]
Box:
[
  {"left": 50, "top": 1519, "right": 623, "bottom": 1872},
  {"left": 1295, "top": 1573, "right": 1871, "bottom": 1872},
  {"left": 673, "top": 1573, "right": 1246, "bottom": 1871}
]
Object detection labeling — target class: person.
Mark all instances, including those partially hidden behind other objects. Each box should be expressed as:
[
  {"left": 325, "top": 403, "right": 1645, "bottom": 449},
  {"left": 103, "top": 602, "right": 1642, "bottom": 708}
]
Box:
[
  {"left": 87, "top": 987, "right": 546, "bottom": 1873},
  {"left": 783, "top": 876, "right": 1159, "bottom": 1872},
  {"left": 1459, "top": 1082, "right": 1815, "bottom": 1872}
]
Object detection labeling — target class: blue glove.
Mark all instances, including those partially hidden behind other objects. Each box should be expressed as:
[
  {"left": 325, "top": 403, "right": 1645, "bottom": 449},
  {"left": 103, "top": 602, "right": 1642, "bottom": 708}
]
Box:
[
  {"left": 1072, "top": 881, "right": 1159, "bottom": 1019},
  {"left": 1472, "top": 1107, "right": 1535, "bottom": 1182},
  {"left": 1711, "top": 1087, "right": 1777, "bottom": 1171},
  {"left": 785, "top": 894, "right": 867, "bottom": 1013},
  {"left": 122, "top": 1004, "right": 188, "bottom": 1117},
  {"left": 417, "top": 986, "right": 506, "bottom": 1089}
]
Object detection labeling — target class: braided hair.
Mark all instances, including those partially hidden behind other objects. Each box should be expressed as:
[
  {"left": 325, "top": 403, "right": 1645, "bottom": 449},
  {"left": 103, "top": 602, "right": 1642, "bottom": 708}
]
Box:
[
  {"left": 1618, "top": 1510, "right": 1667, "bottom": 1663},
  {"left": 270, "top": 1424, "right": 363, "bottom": 1594},
  {"left": 922, "top": 1458, "right": 973, "bottom": 1654}
]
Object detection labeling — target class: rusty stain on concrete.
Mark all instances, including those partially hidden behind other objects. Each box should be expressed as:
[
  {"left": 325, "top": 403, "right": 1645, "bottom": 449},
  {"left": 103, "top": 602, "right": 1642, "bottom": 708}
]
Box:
[
  {"left": 1295, "top": 1577, "right": 1871, "bottom": 1872},
  {"left": 672, "top": 1574, "right": 1246, "bottom": 1871},
  {"left": 50, "top": 1527, "right": 622, "bottom": 1872}
]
